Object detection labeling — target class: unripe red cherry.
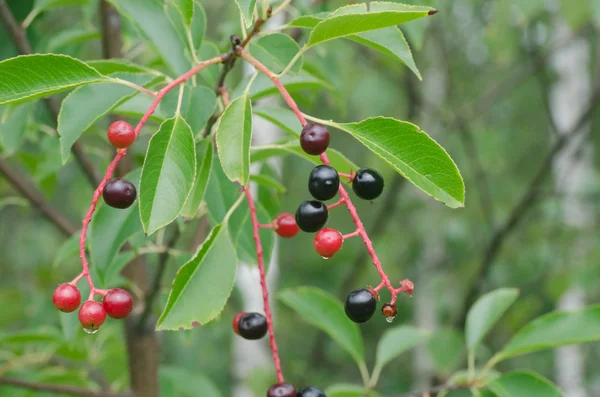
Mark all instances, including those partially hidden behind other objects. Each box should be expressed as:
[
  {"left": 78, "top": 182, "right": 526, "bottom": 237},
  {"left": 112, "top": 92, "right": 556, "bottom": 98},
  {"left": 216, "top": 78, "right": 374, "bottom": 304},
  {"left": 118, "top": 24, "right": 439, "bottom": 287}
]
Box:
[
  {"left": 300, "top": 123, "right": 329, "bottom": 155},
  {"left": 102, "top": 288, "right": 133, "bottom": 319},
  {"left": 78, "top": 301, "right": 106, "bottom": 332},
  {"left": 107, "top": 120, "right": 136, "bottom": 148},
  {"left": 103, "top": 178, "right": 137, "bottom": 209},
  {"left": 273, "top": 213, "right": 299, "bottom": 238},
  {"left": 314, "top": 228, "right": 343, "bottom": 258},
  {"left": 52, "top": 283, "right": 81, "bottom": 313},
  {"left": 267, "top": 383, "right": 296, "bottom": 397}
]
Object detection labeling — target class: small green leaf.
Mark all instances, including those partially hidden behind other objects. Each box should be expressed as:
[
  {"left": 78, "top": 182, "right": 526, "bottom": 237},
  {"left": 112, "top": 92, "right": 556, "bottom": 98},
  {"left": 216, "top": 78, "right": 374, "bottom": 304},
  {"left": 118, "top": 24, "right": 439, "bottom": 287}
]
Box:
[
  {"left": 235, "top": 0, "right": 257, "bottom": 28},
  {"left": 329, "top": 117, "right": 464, "bottom": 208},
  {"left": 254, "top": 106, "right": 302, "bottom": 137},
  {"left": 216, "top": 94, "right": 252, "bottom": 185},
  {"left": 279, "top": 287, "right": 364, "bottom": 366},
  {"left": 249, "top": 33, "right": 303, "bottom": 75},
  {"left": 0, "top": 54, "right": 108, "bottom": 105},
  {"left": 250, "top": 174, "right": 287, "bottom": 194},
  {"left": 428, "top": 328, "right": 465, "bottom": 375},
  {"left": 466, "top": 288, "right": 519, "bottom": 352},
  {"left": 374, "top": 326, "right": 430, "bottom": 371},
  {"left": 160, "top": 85, "right": 217, "bottom": 136},
  {"left": 307, "top": 2, "right": 435, "bottom": 48},
  {"left": 181, "top": 139, "right": 213, "bottom": 218},
  {"left": 325, "top": 384, "right": 376, "bottom": 397},
  {"left": 189, "top": 1, "right": 207, "bottom": 49},
  {"left": 495, "top": 305, "right": 600, "bottom": 361},
  {"left": 0, "top": 102, "right": 34, "bottom": 155},
  {"left": 170, "top": 0, "right": 194, "bottom": 27},
  {"left": 488, "top": 371, "right": 563, "bottom": 397},
  {"left": 156, "top": 223, "right": 237, "bottom": 330},
  {"left": 139, "top": 116, "right": 196, "bottom": 235}
]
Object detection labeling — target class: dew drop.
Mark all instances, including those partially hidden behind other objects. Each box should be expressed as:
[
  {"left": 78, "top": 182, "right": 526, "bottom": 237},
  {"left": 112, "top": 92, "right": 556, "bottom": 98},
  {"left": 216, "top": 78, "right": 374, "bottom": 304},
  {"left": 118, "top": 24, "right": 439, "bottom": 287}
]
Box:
[
  {"left": 321, "top": 256, "right": 330, "bottom": 260},
  {"left": 83, "top": 327, "right": 98, "bottom": 334},
  {"left": 385, "top": 316, "right": 396, "bottom": 324}
]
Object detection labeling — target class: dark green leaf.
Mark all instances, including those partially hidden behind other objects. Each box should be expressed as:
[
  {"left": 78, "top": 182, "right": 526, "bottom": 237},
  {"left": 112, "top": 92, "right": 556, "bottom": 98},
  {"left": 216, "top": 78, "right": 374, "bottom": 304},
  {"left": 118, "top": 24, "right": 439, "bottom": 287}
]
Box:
[
  {"left": 171, "top": 0, "right": 194, "bottom": 27},
  {"left": 160, "top": 85, "right": 217, "bottom": 136},
  {"left": 181, "top": 139, "right": 213, "bottom": 218},
  {"left": 488, "top": 371, "right": 563, "bottom": 397},
  {"left": 216, "top": 94, "right": 252, "bottom": 185}
]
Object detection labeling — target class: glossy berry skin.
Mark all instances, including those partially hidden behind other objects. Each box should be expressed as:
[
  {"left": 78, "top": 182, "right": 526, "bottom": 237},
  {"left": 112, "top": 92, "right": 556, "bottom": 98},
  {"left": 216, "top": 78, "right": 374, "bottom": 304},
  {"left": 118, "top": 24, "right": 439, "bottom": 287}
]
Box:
[
  {"left": 297, "top": 386, "right": 326, "bottom": 397},
  {"left": 107, "top": 120, "right": 136, "bottom": 148},
  {"left": 314, "top": 228, "right": 343, "bottom": 258},
  {"left": 102, "top": 288, "right": 133, "bottom": 319},
  {"left": 300, "top": 123, "right": 330, "bottom": 155},
  {"left": 352, "top": 168, "right": 384, "bottom": 200},
  {"left": 308, "top": 165, "right": 339, "bottom": 201},
  {"left": 103, "top": 178, "right": 137, "bottom": 209},
  {"left": 345, "top": 289, "right": 377, "bottom": 323},
  {"left": 267, "top": 383, "right": 296, "bottom": 397},
  {"left": 233, "top": 312, "right": 268, "bottom": 340},
  {"left": 274, "top": 213, "right": 300, "bottom": 238},
  {"left": 295, "top": 200, "right": 328, "bottom": 233},
  {"left": 78, "top": 301, "right": 107, "bottom": 331},
  {"left": 52, "top": 283, "right": 81, "bottom": 313}
]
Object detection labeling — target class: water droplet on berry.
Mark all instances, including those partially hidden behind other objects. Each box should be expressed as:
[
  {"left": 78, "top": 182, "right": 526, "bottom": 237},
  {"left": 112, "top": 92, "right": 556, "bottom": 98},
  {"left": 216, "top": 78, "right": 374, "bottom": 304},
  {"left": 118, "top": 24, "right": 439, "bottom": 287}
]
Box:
[
  {"left": 385, "top": 315, "right": 396, "bottom": 323},
  {"left": 321, "top": 256, "right": 330, "bottom": 260},
  {"left": 83, "top": 327, "right": 98, "bottom": 334}
]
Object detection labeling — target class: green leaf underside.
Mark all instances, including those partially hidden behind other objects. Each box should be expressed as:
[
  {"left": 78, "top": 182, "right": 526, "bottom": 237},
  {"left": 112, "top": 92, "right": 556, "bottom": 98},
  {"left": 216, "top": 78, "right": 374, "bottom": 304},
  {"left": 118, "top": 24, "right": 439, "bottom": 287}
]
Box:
[
  {"left": 375, "top": 326, "right": 430, "bottom": 370},
  {"left": 0, "top": 102, "right": 34, "bottom": 155},
  {"left": 235, "top": 0, "right": 257, "bottom": 28},
  {"left": 251, "top": 142, "right": 359, "bottom": 174},
  {"left": 279, "top": 287, "right": 364, "bottom": 365},
  {"left": 181, "top": 139, "right": 213, "bottom": 218},
  {"left": 307, "top": 2, "right": 434, "bottom": 48},
  {"left": 160, "top": 85, "right": 217, "bottom": 136},
  {"left": 254, "top": 107, "right": 302, "bottom": 137},
  {"left": 171, "top": 0, "right": 194, "bottom": 27},
  {"left": 0, "top": 54, "right": 107, "bottom": 105},
  {"left": 249, "top": 33, "right": 303, "bottom": 75},
  {"left": 216, "top": 94, "right": 252, "bottom": 185},
  {"left": 496, "top": 305, "right": 600, "bottom": 361},
  {"left": 334, "top": 117, "right": 464, "bottom": 207},
  {"left": 58, "top": 73, "right": 155, "bottom": 163},
  {"left": 466, "top": 288, "right": 519, "bottom": 351},
  {"left": 139, "top": 116, "right": 196, "bottom": 235},
  {"left": 156, "top": 223, "right": 237, "bottom": 330},
  {"left": 488, "top": 371, "right": 563, "bottom": 397}
]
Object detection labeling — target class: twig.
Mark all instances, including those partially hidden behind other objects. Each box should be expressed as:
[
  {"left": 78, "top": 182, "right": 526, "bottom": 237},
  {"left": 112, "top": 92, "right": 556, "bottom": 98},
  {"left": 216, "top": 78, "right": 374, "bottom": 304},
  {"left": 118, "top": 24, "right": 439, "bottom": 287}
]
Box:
[
  {"left": 0, "top": 377, "right": 133, "bottom": 397},
  {"left": 0, "top": 0, "right": 100, "bottom": 187}
]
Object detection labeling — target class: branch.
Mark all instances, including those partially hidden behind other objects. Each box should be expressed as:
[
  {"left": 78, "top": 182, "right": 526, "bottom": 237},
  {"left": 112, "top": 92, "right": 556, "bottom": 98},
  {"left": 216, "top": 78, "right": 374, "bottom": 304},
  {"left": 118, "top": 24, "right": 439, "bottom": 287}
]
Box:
[
  {"left": 0, "top": 0, "right": 100, "bottom": 186},
  {"left": 0, "top": 377, "right": 133, "bottom": 397},
  {"left": 99, "top": 0, "right": 122, "bottom": 59}
]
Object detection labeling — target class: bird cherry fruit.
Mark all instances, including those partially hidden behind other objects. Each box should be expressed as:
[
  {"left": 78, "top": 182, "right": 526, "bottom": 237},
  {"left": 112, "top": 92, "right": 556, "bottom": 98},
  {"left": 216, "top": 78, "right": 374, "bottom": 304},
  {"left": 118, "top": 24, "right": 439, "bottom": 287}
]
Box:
[
  {"left": 314, "top": 228, "right": 343, "bottom": 258},
  {"left": 52, "top": 283, "right": 81, "bottom": 313},
  {"left": 297, "top": 386, "right": 326, "bottom": 397},
  {"left": 103, "top": 178, "right": 137, "bottom": 209},
  {"left": 295, "top": 200, "right": 328, "bottom": 233},
  {"left": 273, "top": 213, "right": 300, "bottom": 238},
  {"left": 352, "top": 168, "right": 384, "bottom": 200},
  {"left": 78, "top": 300, "right": 107, "bottom": 332},
  {"left": 233, "top": 312, "right": 268, "bottom": 340},
  {"left": 102, "top": 288, "right": 133, "bottom": 319},
  {"left": 267, "top": 383, "right": 296, "bottom": 397},
  {"left": 107, "top": 120, "right": 136, "bottom": 148},
  {"left": 345, "top": 288, "right": 377, "bottom": 323},
  {"left": 308, "top": 165, "right": 339, "bottom": 201},
  {"left": 300, "top": 123, "right": 330, "bottom": 155}
]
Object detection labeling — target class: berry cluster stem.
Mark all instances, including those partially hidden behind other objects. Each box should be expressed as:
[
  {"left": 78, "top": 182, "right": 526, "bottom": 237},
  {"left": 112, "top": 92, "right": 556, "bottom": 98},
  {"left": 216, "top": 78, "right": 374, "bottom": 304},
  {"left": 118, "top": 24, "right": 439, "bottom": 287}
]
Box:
[{"left": 244, "top": 186, "right": 285, "bottom": 383}]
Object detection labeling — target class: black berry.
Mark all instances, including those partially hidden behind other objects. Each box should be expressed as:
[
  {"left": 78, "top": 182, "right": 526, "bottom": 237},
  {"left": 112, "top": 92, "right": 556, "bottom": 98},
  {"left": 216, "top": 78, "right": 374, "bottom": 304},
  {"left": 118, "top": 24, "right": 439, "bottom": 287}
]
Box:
[
  {"left": 300, "top": 123, "right": 330, "bottom": 155},
  {"left": 268, "top": 383, "right": 296, "bottom": 397},
  {"left": 295, "top": 200, "right": 328, "bottom": 233},
  {"left": 233, "top": 312, "right": 268, "bottom": 340},
  {"left": 103, "top": 178, "right": 136, "bottom": 209},
  {"left": 352, "top": 168, "right": 384, "bottom": 200},
  {"left": 297, "top": 386, "right": 326, "bottom": 397},
  {"left": 308, "top": 165, "right": 339, "bottom": 201},
  {"left": 345, "top": 289, "right": 376, "bottom": 323}
]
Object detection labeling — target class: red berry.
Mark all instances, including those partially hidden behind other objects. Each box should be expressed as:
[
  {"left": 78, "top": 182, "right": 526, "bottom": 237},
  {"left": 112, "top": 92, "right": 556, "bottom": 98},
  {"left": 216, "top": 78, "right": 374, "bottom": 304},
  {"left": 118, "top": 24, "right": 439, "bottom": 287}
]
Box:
[
  {"left": 232, "top": 312, "right": 246, "bottom": 336},
  {"left": 267, "top": 383, "right": 296, "bottom": 397},
  {"left": 52, "top": 283, "right": 81, "bottom": 313},
  {"left": 102, "top": 288, "right": 133, "bottom": 319},
  {"left": 300, "top": 123, "right": 329, "bottom": 155},
  {"left": 78, "top": 301, "right": 107, "bottom": 331},
  {"left": 107, "top": 120, "right": 136, "bottom": 148},
  {"left": 314, "top": 228, "right": 343, "bottom": 258},
  {"left": 274, "top": 213, "right": 299, "bottom": 238}
]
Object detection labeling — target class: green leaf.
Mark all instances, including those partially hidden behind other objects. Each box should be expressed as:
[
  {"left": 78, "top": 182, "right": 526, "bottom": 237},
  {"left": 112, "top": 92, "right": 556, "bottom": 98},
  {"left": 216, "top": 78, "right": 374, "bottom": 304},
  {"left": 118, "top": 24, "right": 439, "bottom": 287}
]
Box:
[
  {"left": 107, "top": 0, "right": 191, "bottom": 76},
  {"left": 52, "top": 233, "right": 80, "bottom": 269},
  {"left": 197, "top": 42, "right": 221, "bottom": 86},
  {"left": 114, "top": 94, "right": 165, "bottom": 122},
  {"left": 235, "top": 71, "right": 334, "bottom": 100},
  {"left": 428, "top": 328, "right": 465, "bottom": 374},
  {"left": 250, "top": 174, "right": 287, "bottom": 194},
  {"left": 160, "top": 85, "right": 217, "bottom": 136},
  {"left": 466, "top": 288, "right": 519, "bottom": 352},
  {"left": 254, "top": 106, "right": 302, "bottom": 138},
  {"left": 235, "top": 0, "right": 257, "bottom": 28},
  {"left": 170, "top": 0, "right": 194, "bottom": 27},
  {"left": 181, "top": 139, "right": 213, "bottom": 218},
  {"left": 156, "top": 223, "right": 237, "bottom": 330},
  {"left": 58, "top": 73, "right": 155, "bottom": 163},
  {"left": 251, "top": 141, "right": 359, "bottom": 173},
  {"left": 328, "top": 117, "right": 464, "bottom": 208},
  {"left": 279, "top": 287, "right": 364, "bottom": 366},
  {"left": 47, "top": 29, "right": 100, "bottom": 53},
  {"left": 325, "top": 384, "right": 375, "bottom": 397},
  {"left": 374, "top": 326, "right": 430, "bottom": 371},
  {"left": 160, "top": 366, "right": 222, "bottom": 397},
  {"left": 0, "top": 54, "right": 108, "bottom": 105},
  {"left": 495, "top": 305, "right": 600, "bottom": 361},
  {"left": 216, "top": 94, "right": 252, "bottom": 185},
  {"left": 249, "top": 33, "right": 303, "bottom": 75},
  {"left": 307, "top": 2, "right": 435, "bottom": 48},
  {"left": 0, "top": 102, "right": 34, "bottom": 155},
  {"left": 139, "top": 116, "right": 196, "bottom": 235},
  {"left": 190, "top": 1, "right": 207, "bottom": 49},
  {"left": 488, "top": 371, "right": 563, "bottom": 397},
  {"left": 87, "top": 59, "right": 159, "bottom": 75},
  {"left": 26, "top": 0, "right": 89, "bottom": 27}
]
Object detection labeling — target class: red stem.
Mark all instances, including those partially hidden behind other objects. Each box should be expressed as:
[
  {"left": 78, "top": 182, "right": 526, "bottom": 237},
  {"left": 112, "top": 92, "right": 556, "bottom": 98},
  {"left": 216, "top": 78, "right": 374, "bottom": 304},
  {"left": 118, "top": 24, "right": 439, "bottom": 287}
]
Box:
[
  {"left": 244, "top": 187, "right": 285, "bottom": 383},
  {"left": 327, "top": 198, "right": 345, "bottom": 210}
]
